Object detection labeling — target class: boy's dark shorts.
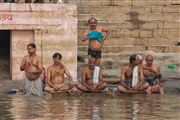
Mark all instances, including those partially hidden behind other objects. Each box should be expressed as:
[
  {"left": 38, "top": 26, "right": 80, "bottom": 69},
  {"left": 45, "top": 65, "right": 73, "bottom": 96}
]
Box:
[{"left": 88, "top": 48, "right": 101, "bottom": 59}]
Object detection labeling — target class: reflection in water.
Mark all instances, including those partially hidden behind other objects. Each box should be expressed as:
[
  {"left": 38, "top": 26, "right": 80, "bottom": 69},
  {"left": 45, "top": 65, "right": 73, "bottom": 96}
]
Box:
[
  {"left": 132, "top": 101, "right": 139, "bottom": 120},
  {"left": 0, "top": 93, "right": 180, "bottom": 120}
]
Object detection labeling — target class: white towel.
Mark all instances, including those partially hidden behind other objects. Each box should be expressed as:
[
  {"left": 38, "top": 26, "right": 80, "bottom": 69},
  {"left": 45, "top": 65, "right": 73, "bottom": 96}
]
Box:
[
  {"left": 93, "top": 66, "right": 100, "bottom": 84},
  {"left": 132, "top": 66, "right": 139, "bottom": 87}
]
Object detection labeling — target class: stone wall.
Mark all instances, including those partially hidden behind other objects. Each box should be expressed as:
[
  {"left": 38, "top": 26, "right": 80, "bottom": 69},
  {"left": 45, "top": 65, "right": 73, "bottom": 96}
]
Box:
[
  {"left": 75, "top": 0, "right": 180, "bottom": 53},
  {"left": 0, "top": 3, "right": 77, "bottom": 80},
  {"left": 72, "top": 0, "right": 180, "bottom": 80}
]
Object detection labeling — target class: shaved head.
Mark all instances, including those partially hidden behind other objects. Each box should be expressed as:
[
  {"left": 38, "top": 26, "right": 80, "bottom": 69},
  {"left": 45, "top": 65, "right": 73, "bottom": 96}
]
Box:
[
  {"left": 146, "top": 55, "right": 153, "bottom": 61},
  {"left": 145, "top": 55, "right": 153, "bottom": 67}
]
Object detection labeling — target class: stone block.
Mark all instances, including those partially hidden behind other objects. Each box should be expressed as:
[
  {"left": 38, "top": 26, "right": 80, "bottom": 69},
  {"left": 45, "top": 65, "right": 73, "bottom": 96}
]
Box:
[
  {"left": 163, "top": 6, "right": 180, "bottom": 13},
  {"left": 141, "top": 21, "right": 159, "bottom": 29},
  {"left": 130, "top": 30, "right": 140, "bottom": 38},
  {"left": 77, "top": 6, "right": 90, "bottom": 14},
  {"left": 147, "top": 46, "right": 180, "bottom": 53},
  {"left": 138, "top": 38, "right": 176, "bottom": 46},
  {"left": 105, "top": 38, "right": 135, "bottom": 46},
  {"left": 174, "top": 13, "right": 180, "bottom": 22},
  {"left": 89, "top": 6, "right": 130, "bottom": 14},
  {"left": 105, "top": 13, "right": 128, "bottom": 21},
  {"left": 171, "top": 0, "right": 180, "bottom": 5},
  {"left": 78, "top": 14, "right": 106, "bottom": 22},
  {"left": 131, "top": 0, "right": 146, "bottom": 6},
  {"left": 109, "top": 22, "right": 132, "bottom": 29},
  {"left": 150, "top": 6, "right": 163, "bottom": 13},
  {"left": 163, "top": 22, "right": 179, "bottom": 29},
  {"left": 0, "top": 3, "right": 11, "bottom": 11},
  {"left": 154, "top": 29, "right": 179, "bottom": 39},
  {"left": 139, "top": 14, "right": 164, "bottom": 21},
  {"left": 110, "top": 29, "right": 131, "bottom": 38},
  {"left": 128, "top": 6, "right": 150, "bottom": 13},
  {"left": 146, "top": 0, "right": 169, "bottom": 6},
  {"left": 140, "top": 30, "right": 154, "bottom": 38}
]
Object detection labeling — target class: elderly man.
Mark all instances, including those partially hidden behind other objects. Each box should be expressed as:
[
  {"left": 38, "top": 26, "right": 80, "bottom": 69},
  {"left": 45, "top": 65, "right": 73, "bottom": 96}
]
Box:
[
  {"left": 44, "top": 53, "right": 73, "bottom": 93},
  {"left": 143, "top": 55, "right": 164, "bottom": 94},
  {"left": 20, "top": 43, "right": 43, "bottom": 96},
  {"left": 81, "top": 17, "right": 110, "bottom": 66},
  {"left": 76, "top": 57, "right": 107, "bottom": 92},
  {"left": 118, "top": 54, "right": 149, "bottom": 93}
]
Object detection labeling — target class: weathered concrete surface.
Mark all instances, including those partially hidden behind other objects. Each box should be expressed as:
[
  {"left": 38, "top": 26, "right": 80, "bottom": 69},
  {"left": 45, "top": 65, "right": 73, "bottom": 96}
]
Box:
[{"left": 0, "top": 3, "right": 77, "bottom": 81}]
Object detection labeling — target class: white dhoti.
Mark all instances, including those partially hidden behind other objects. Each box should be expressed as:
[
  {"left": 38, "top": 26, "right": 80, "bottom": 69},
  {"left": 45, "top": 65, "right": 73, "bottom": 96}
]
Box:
[
  {"left": 24, "top": 75, "right": 43, "bottom": 96},
  {"left": 93, "top": 66, "right": 100, "bottom": 84},
  {"left": 132, "top": 66, "right": 139, "bottom": 87}
]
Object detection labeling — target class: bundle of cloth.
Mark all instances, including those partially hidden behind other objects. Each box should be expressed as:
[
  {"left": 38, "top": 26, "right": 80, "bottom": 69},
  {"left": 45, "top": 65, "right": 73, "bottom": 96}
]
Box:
[
  {"left": 132, "top": 66, "right": 139, "bottom": 87},
  {"left": 88, "top": 31, "right": 104, "bottom": 43},
  {"left": 93, "top": 66, "right": 100, "bottom": 84}
]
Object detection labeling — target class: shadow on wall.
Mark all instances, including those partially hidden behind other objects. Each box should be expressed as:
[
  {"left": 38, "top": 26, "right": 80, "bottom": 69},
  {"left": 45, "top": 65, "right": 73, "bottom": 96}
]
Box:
[{"left": 127, "top": 11, "right": 145, "bottom": 30}]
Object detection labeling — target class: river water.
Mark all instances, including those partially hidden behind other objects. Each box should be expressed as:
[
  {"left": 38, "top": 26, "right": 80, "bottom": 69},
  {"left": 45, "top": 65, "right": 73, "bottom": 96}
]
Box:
[{"left": 1, "top": 93, "right": 180, "bottom": 120}]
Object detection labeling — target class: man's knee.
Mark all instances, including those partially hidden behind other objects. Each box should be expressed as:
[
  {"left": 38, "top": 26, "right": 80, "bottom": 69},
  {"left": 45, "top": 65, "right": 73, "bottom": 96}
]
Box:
[
  {"left": 117, "top": 85, "right": 125, "bottom": 92},
  {"left": 44, "top": 86, "right": 54, "bottom": 93},
  {"left": 101, "top": 82, "right": 107, "bottom": 87},
  {"left": 144, "top": 82, "right": 149, "bottom": 88}
]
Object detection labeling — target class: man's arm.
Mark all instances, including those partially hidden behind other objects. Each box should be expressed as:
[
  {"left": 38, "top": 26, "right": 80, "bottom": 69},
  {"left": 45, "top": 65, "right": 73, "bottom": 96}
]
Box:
[
  {"left": 143, "top": 65, "right": 159, "bottom": 75},
  {"left": 81, "top": 29, "right": 89, "bottom": 42},
  {"left": 47, "top": 67, "right": 53, "bottom": 88},
  {"left": 20, "top": 57, "right": 26, "bottom": 71},
  {"left": 37, "top": 56, "right": 43, "bottom": 73},
  {"left": 120, "top": 68, "right": 131, "bottom": 90},
  {"left": 101, "top": 26, "right": 110, "bottom": 45},
  {"left": 82, "top": 69, "right": 92, "bottom": 89},
  {"left": 64, "top": 66, "right": 73, "bottom": 85}
]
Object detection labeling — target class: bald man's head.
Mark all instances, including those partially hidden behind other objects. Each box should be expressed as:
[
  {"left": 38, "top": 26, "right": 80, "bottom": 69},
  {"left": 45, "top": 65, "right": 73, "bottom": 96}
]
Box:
[
  {"left": 89, "top": 57, "right": 96, "bottom": 69},
  {"left": 145, "top": 55, "right": 153, "bottom": 67}
]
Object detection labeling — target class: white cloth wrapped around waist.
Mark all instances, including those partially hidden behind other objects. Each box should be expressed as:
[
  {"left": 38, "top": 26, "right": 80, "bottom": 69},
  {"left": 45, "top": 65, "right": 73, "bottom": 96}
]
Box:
[
  {"left": 24, "top": 73, "right": 44, "bottom": 96},
  {"left": 93, "top": 66, "right": 100, "bottom": 84},
  {"left": 132, "top": 66, "right": 139, "bottom": 87}
]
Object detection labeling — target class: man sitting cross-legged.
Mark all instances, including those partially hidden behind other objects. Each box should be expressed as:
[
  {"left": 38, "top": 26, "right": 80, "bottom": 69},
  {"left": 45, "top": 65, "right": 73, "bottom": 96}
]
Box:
[
  {"left": 118, "top": 54, "right": 149, "bottom": 93},
  {"left": 76, "top": 57, "right": 107, "bottom": 92},
  {"left": 143, "top": 55, "right": 165, "bottom": 95},
  {"left": 44, "top": 53, "right": 73, "bottom": 93}
]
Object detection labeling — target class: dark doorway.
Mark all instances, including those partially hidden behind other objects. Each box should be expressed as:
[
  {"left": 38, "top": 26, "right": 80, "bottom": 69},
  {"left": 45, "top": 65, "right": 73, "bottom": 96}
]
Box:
[{"left": 0, "top": 30, "right": 11, "bottom": 79}]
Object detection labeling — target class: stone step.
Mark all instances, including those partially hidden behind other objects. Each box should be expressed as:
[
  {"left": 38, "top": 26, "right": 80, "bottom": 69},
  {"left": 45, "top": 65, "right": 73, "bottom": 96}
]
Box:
[
  {"left": 77, "top": 5, "right": 179, "bottom": 14},
  {"left": 78, "top": 46, "right": 180, "bottom": 53},
  {"left": 68, "top": 0, "right": 173, "bottom": 7},
  {"left": 78, "top": 14, "right": 178, "bottom": 24}
]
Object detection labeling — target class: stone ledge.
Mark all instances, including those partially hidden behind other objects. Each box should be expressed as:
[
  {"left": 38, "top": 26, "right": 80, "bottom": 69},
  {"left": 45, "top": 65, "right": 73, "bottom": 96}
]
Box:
[
  {"left": 0, "top": 3, "right": 76, "bottom": 12},
  {"left": 78, "top": 46, "right": 180, "bottom": 53}
]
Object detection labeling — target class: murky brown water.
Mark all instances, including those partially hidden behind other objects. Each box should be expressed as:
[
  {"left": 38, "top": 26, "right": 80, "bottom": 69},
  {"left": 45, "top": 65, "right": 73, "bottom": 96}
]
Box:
[{"left": 0, "top": 93, "right": 180, "bottom": 120}]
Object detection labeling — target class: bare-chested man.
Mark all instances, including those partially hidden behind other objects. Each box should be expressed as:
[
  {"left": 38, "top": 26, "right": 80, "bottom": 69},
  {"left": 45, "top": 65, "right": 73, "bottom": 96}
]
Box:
[
  {"left": 20, "top": 43, "right": 43, "bottom": 96},
  {"left": 77, "top": 57, "right": 107, "bottom": 92},
  {"left": 143, "top": 55, "right": 164, "bottom": 94},
  {"left": 118, "top": 54, "right": 149, "bottom": 93},
  {"left": 81, "top": 18, "right": 110, "bottom": 66},
  {"left": 44, "top": 53, "right": 73, "bottom": 93}
]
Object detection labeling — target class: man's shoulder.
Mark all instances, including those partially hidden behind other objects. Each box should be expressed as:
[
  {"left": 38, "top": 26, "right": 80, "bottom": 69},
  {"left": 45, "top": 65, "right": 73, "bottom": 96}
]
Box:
[
  {"left": 152, "top": 64, "right": 159, "bottom": 69},
  {"left": 47, "top": 65, "right": 54, "bottom": 69},
  {"left": 82, "top": 67, "right": 89, "bottom": 72},
  {"left": 24, "top": 55, "right": 29, "bottom": 58},
  {"left": 36, "top": 55, "right": 42, "bottom": 60},
  {"left": 122, "top": 64, "right": 129, "bottom": 69}
]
